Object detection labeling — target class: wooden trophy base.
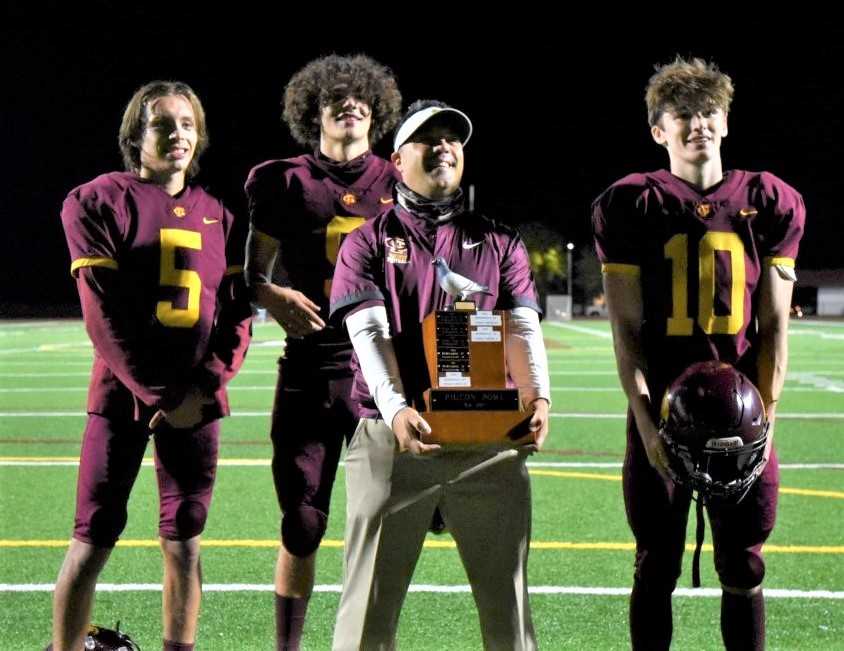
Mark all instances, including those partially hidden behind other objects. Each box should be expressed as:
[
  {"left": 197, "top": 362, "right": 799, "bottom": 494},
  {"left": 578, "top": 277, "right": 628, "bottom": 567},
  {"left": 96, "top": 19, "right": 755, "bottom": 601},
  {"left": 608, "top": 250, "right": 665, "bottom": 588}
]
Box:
[
  {"left": 417, "top": 389, "right": 536, "bottom": 446},
  {"left": 419, "top": 308, "right": 534, "bottom": 446},
  {"left": 419, "top": 410, "right": 535, "bottom": 446}
]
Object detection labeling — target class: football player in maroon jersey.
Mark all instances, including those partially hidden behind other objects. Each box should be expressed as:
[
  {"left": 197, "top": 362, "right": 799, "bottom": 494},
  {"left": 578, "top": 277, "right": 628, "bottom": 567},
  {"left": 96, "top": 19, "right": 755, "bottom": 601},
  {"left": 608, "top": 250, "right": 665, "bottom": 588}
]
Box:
[
  {"left": 243, "top": 55, "right": 401, "bottom": 650},
  {"left": 593, "top": 57, "right": 805, "bottom": 650},
  {"left": 49, "top": 81, "right": 252, "bottom": 651}
]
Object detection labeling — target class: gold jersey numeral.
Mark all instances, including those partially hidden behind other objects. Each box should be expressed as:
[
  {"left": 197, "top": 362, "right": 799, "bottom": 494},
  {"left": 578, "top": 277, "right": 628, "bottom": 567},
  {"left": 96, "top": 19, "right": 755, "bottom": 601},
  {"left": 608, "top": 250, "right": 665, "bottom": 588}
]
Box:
[
  {"left": 324, "top": 216, "right": 366, "bottom": 298},
  {"left": 665, "top": 231, "right": 746, "bottom": 336},
  {"left": 664, "top": 234, "right": 694, "bottom": 336},
  {"left": 156, "top": 228, "right": 202, "bottom": 328},
  {"left": 698, "top": 232, "right": 745, "bottom": 335}
]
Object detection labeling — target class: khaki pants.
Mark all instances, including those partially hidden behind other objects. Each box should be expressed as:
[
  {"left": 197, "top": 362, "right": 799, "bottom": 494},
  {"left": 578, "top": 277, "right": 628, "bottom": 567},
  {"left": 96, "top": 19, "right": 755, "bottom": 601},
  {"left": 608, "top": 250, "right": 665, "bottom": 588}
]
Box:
[{"left": 332, "top": 418, "right": 536, "bottom": 651}]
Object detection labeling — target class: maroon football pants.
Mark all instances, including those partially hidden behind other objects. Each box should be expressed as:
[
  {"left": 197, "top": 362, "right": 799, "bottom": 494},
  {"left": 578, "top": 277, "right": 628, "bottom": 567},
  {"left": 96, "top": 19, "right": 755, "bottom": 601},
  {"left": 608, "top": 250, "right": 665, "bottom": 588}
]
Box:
[
  {"left": 72, "top": 413, "right": 219, "bottom": 547},
  {"left": 269, "top": 359, "right": 357, "bottom": 557},
  {"left": 623, "top": 410, "right": 778, "bottom": 591}
]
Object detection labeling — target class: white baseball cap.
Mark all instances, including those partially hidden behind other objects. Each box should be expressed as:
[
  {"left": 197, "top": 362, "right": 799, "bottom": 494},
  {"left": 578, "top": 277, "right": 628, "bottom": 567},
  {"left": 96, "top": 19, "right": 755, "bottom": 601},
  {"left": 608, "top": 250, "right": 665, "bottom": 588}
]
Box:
[{"left": 393, "top": 104, "right": 473, "bottom": 151}]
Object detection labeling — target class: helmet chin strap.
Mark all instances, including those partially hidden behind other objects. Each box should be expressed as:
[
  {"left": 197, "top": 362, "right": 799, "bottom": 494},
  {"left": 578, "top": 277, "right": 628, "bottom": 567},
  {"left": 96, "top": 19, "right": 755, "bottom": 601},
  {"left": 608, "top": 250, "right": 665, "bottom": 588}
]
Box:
[
  {"left": 689, "top": 462, "right": 759, "bottom": 589},
  {"left": 692, "top": 492, "right": 705, "bottom": 588}
]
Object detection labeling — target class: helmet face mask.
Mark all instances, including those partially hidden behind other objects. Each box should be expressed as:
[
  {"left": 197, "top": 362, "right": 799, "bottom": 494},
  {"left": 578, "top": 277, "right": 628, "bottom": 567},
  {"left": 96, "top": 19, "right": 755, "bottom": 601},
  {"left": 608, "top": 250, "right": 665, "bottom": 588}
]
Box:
[
  {"left": 663, "top": 426, "right": 769, "bottom": 500},
  {"left": 78, "top": 624, "right": 141, "bottom": 651},
  {"left": 659, "top": 361, "right": 769, "bottom": 503}
]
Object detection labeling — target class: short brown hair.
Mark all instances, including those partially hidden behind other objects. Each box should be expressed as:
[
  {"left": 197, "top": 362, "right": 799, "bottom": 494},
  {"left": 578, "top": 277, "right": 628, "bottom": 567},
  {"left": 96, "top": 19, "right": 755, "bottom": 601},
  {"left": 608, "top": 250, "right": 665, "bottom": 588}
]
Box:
[
  {"left": 645, "top": 56, "right": 734, "bottom": 126},
  {"left": 283, "top": 54, "right": 402, "bottom": 149},
  {"left": 118, "top": 80, "right": 209, "bottom": 178}
]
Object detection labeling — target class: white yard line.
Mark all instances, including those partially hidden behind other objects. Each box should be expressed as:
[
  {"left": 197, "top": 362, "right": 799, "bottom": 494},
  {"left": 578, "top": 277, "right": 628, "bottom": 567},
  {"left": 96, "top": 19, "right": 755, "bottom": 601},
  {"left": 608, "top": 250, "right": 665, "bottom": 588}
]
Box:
[
  {"left": 2, "top": 411, "right": 844, "bottom": 419},
  {"left": 1, "top": 460, "right": 840, "bottom": 470},
  {"left": 2, "top": 583, "right": 841, "bottom": 599},
  {"left": 2, "top": 383, "right": 843, "bottom": 394},
  {"left": 789, "top": 372, "right": 844, "bottom": 394},
  {"left": 544, "top": 322, "right": 612, "bottom": 339}
]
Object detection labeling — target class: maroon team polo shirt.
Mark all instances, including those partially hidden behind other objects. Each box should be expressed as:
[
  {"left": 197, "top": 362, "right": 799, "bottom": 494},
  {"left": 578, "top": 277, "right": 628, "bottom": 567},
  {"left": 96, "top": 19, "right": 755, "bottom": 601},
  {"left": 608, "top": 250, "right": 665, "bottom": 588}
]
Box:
[{"left": 329, "top": 204, "right": 541, "bottom": 419}]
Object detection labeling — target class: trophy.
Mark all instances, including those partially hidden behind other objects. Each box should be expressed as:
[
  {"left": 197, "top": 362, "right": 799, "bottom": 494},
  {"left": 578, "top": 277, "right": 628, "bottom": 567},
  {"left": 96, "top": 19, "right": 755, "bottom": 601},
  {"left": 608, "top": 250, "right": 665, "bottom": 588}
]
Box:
[{"left": 414, "top": 259, "right": 535, "bottom": 445}]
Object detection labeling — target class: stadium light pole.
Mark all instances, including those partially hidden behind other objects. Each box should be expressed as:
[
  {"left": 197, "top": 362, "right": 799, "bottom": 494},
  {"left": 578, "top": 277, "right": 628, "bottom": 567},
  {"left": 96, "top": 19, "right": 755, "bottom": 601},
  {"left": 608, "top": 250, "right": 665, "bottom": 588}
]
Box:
[{"left": 566, "top": 241, "right": 574, "bottom": 303}]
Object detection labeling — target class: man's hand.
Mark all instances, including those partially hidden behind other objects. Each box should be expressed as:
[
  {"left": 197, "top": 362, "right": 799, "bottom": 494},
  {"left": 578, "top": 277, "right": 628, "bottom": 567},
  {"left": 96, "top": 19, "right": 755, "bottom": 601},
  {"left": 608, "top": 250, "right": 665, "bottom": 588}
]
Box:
[
  {"left": 391, "top": 407, "right": 441, "bottom": 455},
  {"left": 757, "top": 417, "right": 776, "bottom": 475},
  {"left": 639, "top": 418, "right": 675, "bottom": 482},
  {"left": 260, "top": 286, "right": 325, "bottom": 338},
  {"left": 520, "top": 398, "right": 550, "bottom": 453},
  {"left": 149, "top": 388, "right": 214, "bottom": 431}
]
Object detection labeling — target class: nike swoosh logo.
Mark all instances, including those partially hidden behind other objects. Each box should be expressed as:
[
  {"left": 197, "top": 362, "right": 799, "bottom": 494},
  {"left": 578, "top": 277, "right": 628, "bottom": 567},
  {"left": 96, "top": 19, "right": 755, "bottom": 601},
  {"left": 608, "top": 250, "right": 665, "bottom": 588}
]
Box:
[
  {"left": 462, "top": 240, "right": 482, "bottom": 250},
  {"left": 738, "top": 208, "right": 758, "bottom": 218},
  {"left": 203, "top": 217, "right": 219, "bottom": 224},
  {"left": 379, "top": 197, "right": 393, "bottom": 204}
]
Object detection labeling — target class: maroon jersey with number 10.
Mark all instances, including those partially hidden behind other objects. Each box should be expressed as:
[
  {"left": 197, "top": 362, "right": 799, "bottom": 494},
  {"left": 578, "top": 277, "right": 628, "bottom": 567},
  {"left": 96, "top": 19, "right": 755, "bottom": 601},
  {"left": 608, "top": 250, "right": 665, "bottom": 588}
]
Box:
[{"left": 592, "top": 169, "right": 805, "bottom": 397}]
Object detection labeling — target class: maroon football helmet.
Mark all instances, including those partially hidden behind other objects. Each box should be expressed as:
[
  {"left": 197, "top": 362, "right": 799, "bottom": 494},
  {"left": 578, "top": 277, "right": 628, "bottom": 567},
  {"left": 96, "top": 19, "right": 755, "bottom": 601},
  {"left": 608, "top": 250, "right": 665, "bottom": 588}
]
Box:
[
  {"left": 45, "top": 624, "right": 140, "bottom": 651},
  {"left": 659, "top": 361, "right": 769, "bottom": 502}
]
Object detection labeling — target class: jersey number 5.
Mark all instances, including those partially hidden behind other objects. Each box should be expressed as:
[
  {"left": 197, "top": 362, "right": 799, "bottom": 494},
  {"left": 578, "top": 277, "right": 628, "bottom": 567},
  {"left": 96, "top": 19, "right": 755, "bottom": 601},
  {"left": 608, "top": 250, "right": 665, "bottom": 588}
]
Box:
[
  {"left": 324, "top": 216, "right": 366, "bottom": 297},
  {"left": 157, "top": 228, "right": 202, "bottom": 328},
  {"left": 665, "top": 232, "right": 745, "bottom": 336}
]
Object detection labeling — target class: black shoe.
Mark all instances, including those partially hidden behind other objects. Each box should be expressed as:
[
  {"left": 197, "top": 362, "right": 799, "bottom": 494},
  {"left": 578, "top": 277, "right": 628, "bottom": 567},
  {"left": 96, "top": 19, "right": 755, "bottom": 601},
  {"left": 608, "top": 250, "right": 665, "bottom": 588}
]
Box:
[{"left": 429, "top": 507, "right": 448, "bottom": 535}]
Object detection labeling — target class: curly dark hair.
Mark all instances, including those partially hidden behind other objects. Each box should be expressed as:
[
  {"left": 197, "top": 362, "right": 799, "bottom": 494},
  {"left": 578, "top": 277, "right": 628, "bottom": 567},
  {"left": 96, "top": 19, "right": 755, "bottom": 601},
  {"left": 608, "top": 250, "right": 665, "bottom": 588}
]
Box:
[
  {"left": 118, "top": 80, "right": 209, "bottom": 179},
  {"left": 283, "top": 54, "right": 402, "bottom": 149}
]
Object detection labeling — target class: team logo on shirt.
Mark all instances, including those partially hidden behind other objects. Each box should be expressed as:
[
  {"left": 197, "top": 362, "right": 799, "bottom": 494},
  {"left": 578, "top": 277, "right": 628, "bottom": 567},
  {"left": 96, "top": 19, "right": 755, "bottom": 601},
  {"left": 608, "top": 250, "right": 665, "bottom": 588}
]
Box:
[
  {"left": 385, "top": 237, "right": 409, "bottom": 264},
  {"left": 695, "top": 202, "right": 713, "bottom": 219},
  {"left": 341, "top": 192, "right": 358, "bottom": 206},
  {"left": 738, "top": 207, "right": 758, "bottom": 218},
  {"left": 173, "top": 206, "right": 186, "bottom": 217}
]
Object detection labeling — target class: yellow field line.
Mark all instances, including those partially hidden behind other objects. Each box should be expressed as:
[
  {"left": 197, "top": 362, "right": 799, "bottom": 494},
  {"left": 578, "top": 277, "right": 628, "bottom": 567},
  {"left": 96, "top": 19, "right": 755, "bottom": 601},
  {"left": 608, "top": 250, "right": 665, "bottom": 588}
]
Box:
[
  {"left": 0, "top": 457, "right": 82, "bottom": 462},
  {"left": 764, "top": 545, "right": 844, "bottom": 553},
  {"left": 2, "top": 539, "right": 842, "bottom": 554},
  {"left": 779, "top": 487, "right": 844, "bottom": 499},
  {"left": 0, "top": 456, "right": 267, "bottom": 465},
  {"left": 3, "top": 459, "right": 840, "bottom": 498},
  {"left": 530, "top": 469, "right": 844, "bottom": 498},
  {"left": 532, "top": 542, "right": 634, "bottom": 550},
  {"left": 529, "top": 469, "right": 621, "bottom": 482}
]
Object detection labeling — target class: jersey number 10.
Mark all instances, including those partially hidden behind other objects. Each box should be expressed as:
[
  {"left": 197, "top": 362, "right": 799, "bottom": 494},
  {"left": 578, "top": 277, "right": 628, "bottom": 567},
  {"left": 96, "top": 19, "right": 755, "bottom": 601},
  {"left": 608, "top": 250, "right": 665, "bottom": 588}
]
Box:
[{"left": 664, "top": 231, "right": 745, "bottom": 336}]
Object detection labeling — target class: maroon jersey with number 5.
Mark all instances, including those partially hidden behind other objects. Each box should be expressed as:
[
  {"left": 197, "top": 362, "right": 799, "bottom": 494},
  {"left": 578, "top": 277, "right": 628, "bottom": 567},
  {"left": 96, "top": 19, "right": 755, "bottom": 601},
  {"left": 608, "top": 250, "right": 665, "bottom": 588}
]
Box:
[
  {"left": 61, "top": 171, "right": 252, "bottom": 419},
  {"left": 592, "top": 169, "right": 805, "bottom": 395}
]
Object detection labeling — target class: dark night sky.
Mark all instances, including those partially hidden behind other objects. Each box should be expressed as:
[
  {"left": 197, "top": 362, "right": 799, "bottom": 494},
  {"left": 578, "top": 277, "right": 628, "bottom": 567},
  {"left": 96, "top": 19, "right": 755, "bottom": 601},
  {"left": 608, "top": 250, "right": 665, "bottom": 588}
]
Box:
[{"left": 3, "top": 13, "right": 843, "bottom": 315}]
